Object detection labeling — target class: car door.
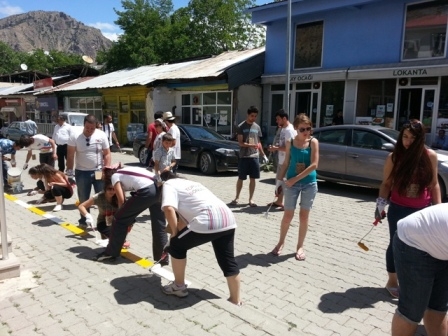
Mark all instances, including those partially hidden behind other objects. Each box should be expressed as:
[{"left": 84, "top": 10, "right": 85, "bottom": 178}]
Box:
[
  {"left": 345, "top": 129, "right": 390, "bottom": 187},
  {"left": 313, "top": 128, "right": 348, "bottom": 180},
  {"left": 179, "top": 128, "right": 196, "bottom": 167}
]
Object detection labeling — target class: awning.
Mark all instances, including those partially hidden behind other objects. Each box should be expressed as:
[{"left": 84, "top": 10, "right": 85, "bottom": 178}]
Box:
[{"left": 0, "top": 107, "right": 16, "bottom": 113}]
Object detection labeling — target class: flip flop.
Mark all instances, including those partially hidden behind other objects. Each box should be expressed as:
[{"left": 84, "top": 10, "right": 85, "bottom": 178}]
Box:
[
  {"left": 385, "top": 287, "right": 399, "bottom": 298},
  {"left": 230, "top": 200, "right": 239, "bottom": 205},
  {"left": 271, "top": 246, "right": 282, "bottom": 256},
  {"left": 295, "top": 252, "right": 306, "bottom": 261},
  {"left": 249, "top": 202, "right": 257, "bottom": 207}
]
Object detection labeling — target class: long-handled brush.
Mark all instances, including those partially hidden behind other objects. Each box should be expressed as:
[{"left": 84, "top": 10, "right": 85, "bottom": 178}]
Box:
[{"left": 357, "top": 211, "right": 385, "bottom": 251}]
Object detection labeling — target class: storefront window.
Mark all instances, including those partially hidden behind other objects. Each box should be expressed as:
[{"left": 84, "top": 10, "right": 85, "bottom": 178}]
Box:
[
  {"left": 403, "top": 1, "right": 448, "bottom": 60},
  {"left": 356, "top": 79, "right": 395, "bottom": 127},
  {"left": 181, "top": 92, "right": 232, "bottom": 136},
  {"left": 320, "top": 81, "right": 345, "bottom": 126},
  {"left": 270, "top": 94, "right": 284, "bottom": 126},
  {"left": 294, "top": 21, "right": 323, "bottom": 69},
  {"left": 68, "top": 96, "right": 103, "bottom": 120},
  {"left": 438, "top": 77, "right": 448, "bottom": 119}
]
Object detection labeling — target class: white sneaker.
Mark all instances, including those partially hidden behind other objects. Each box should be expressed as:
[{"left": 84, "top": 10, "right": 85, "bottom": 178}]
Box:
[
  {"left": 161, "top": 282, "right": 188, "bottom": 297},
  {"left": 53, "top": 204, "right": 62, "bottom": 212},
  {"left": 27, "top": 190, "right": 38, "bottom": 196}
]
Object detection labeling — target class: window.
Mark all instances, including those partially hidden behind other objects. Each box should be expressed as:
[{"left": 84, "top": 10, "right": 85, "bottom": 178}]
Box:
[
  {"left": 294, "top": 21, "right": 323, "bottom": 69},
  {"left": 352, "top": 130, "right": 384, "bottom": 150},
  {"left": 68, "top": 96, "right": 103, "bottom": 120},
  {"left": 403, "top": 1, "right": 448, "bottom": 60},
  {"left": 314, "top": 129, "right": 346, "bottom": 145},
  {"left": 181, "top": 92, "right": 232, "bottom": 137}
]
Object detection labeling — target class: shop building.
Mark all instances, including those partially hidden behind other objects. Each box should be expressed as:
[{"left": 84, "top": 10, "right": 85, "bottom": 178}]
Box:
[{"left": 249, "top": 0, "right": 448, "bottom": 144}]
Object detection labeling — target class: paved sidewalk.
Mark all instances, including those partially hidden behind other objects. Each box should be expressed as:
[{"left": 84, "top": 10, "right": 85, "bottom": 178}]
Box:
[{"left": 0, "top": 150, "right": 429, "bottom": 335}]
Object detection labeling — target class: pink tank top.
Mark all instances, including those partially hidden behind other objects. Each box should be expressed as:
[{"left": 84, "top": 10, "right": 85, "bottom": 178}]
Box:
[{"left": 390, "top": 187, "right": 431, "bottom": 208}]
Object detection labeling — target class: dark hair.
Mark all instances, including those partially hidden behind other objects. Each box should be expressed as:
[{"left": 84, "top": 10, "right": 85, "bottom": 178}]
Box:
[
  {"left": 28, "top": 163, "right": 59, "bottom": 180},
  {"left": 15, "top": 134, "right": 33, "bottom": 148},
  {"left": 160, "top": 171, "right": 179, "bottom": 182},
  {"left": 293, "top": 113, "right": 311, "bottom": 128},
  {"left": 154, "top": 111, "right": 163, "bottom": 119},
  {"left": 96, "top": 122, "right": 102, "bottom": 129},
  {"left": 103, "top": 181, "right": 119, "bottom": 208},
  {"left": 57, "top": 115, "right": 66, "bottom": 121},
  {"left": 103, "top": 114, "right": 112, "bottom": 120},
  {"left": 247, "top": 106, "right": 259, "bottom": 115},
  {"left": 84, "top": 115, "right": 97, "bottom": 125},
  {"left": 389, "top": 122, "right": 432, "bottom": 196},
  {"left": 275, "top": 109, "right": 288, "bottom": 120},
  {"left": 162, "top": 133, "right": 174, "bottom": 142}
]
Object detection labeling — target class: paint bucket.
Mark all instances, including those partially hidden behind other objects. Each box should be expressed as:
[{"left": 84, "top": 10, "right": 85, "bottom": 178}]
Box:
[{"left": 7, "top": 168, "right": 21, "bottom": 185}]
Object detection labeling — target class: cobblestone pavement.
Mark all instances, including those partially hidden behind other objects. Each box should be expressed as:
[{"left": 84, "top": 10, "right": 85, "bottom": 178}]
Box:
[{"left": 0, "top": 150, "right": 429, "bottom": 335}]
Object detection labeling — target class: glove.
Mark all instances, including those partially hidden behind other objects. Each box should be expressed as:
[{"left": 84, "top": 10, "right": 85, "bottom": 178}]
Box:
[
  {"left": 85, "top": 214, "right": 94, "bottom": 226},
  {"left": 66, "top": 169, "right": 76, "bottom": 186},
  {"left": 263, "top": 155, "right": 269, "bottom": 164},
  {"left": 275, "top": 179, "right": 283, "bottom": 196},
  {"left": 27, "top": 190, "right": 38, "bottom": 196},
  {"left": 374, "top": 197, "right": 388, "bottom": 223},
  {"left": 11, "top": 160, "right": 16, "bottom": 167},
  {"left": 23, "top": 163, "right": 28, "bottom": 170}
]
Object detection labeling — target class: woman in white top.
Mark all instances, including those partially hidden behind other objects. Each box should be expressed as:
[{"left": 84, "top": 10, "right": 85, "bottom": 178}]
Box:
[
  {"left": 94, "top": 165, "right": 167, "bottom": 263},
  {"left": 160, "top": 171, "right": 241, "bottom": 305}
]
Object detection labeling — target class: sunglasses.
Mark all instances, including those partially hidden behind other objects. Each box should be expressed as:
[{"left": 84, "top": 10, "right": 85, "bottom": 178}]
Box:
[
  {"left": 86, "top": 137, "right": 90, "bottom": 146},
  {"left": 403, "top": 122, "right": 422, "bottom": 131},
  {"left": 299, "top": 127, "right": 312, "bottom": 133}
]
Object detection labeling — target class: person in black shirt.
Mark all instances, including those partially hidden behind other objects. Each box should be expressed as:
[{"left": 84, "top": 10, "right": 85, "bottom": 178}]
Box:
[{"left": 332, "top": 109, "right": 344, "bottom": 125}]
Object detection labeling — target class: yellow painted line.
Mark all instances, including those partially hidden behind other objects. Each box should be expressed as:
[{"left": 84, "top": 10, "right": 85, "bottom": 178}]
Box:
[{"left": 4, "top": 192, "right": 155, "bottom": 269}]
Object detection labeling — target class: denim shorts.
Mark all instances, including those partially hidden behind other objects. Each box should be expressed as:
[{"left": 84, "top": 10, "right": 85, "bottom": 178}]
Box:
[
  {"left": 393, "top": 234, "right": 448, "bottom": 324},
  {"left": 283, "top": 181, "right": 317, "bottom": 210}
]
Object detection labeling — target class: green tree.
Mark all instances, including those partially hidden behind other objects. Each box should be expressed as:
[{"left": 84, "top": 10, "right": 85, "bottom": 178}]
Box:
[{"left": 0, "top": 42, "right": 21, "bottom": 74}]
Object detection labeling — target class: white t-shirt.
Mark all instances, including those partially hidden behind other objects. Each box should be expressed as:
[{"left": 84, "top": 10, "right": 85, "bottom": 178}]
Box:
[
  {"left": 53, "top": 123, "right": 72, "bottom": 145},
  {"left": 162, "top": 178, "right": 237, "bottom": 233},
  {"left": 111, "top": 167, "right": 155, "bottom": 191},
  {"left": 153, "top": 132, "right": 165, "bottom": 153},
  {"left": 167, "top": 124, "right": 181, "bottom": 159},
  {"left": 102, "top": 123, "right": 115, "bottom": 144},
  {"left": 29, "top": 134, "right": 53, "bottom": 153},
  {"left": 277, "top": 124, "right": 297, "bottom": 165},
  {"left": 397, "top": 203, "right": 448, "bottom": 260},
  {"left": 68, "top": 130, "right": 109, "bottom": 171}
]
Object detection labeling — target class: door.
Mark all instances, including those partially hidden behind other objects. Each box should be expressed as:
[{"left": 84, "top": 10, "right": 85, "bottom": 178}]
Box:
[
  {"left": 396, "top": 88, "right": 422, "bottom": 129},
  {"left": 118, "top": 114, "right": 129, "bottom": 144},
  {"left": 295, "top": 91, "right": 319, "bottom": 127}
]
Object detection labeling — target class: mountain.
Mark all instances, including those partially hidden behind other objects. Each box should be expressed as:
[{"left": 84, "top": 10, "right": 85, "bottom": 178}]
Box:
[{"left": 0, "top": 11, "right": 113, "bottom": 59}]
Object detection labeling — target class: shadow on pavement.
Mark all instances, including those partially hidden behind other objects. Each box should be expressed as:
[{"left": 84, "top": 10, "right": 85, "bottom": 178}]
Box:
[
  {"left": 31, "top": 218, "right": 59, "bottom": 227},
  {"left": 318, "top": 286, "right": 395, "bottom": 313},
  {"left": 66, "top": 246, "right": 133, "bottom": 265},
  {"left": 110, "top": 274, "right": 220, "bottom": 310},
  {"left": 235, "top": 252, "right": 295, "bottom": 269}
]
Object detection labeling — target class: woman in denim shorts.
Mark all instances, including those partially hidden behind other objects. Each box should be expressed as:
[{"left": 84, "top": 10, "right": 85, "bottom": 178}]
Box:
[{"left": 271, "top": 113, "right": 319, "bottom": 261}]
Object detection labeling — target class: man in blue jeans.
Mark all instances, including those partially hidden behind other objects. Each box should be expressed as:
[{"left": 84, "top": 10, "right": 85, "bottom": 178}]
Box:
[
  {"left": 392, "top": 203, "right": 448, "bottom": 336},
  {"left": 66, "top": 115, "right": 110, "bottom": 226}
]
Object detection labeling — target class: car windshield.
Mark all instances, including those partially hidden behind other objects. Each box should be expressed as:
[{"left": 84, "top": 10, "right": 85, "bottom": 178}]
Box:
[
  {"left": 68, "top": 115, "right": 85, "bottom": 126},
  {"left": 184, "top": 126, "right": 225, "bottom": 141},
  {"left": 378, "top": 128, "right": 399, "bottom": 141}
]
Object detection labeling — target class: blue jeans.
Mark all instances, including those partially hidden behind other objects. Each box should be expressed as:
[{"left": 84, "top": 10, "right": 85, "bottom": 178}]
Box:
[
  {"left": 393, "top": 234, "right": 448, "bottom": 323},
  {"left": 386, "top": 202, "right": 426, "bottom": 273},
  {"left": 75, "top": 169, "right": 103, "bottom": 224}
]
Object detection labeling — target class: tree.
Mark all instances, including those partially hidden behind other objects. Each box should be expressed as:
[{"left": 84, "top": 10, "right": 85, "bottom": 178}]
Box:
[
  {"left": 17, "top": 49, "right": 82, "bottom": 74},
  {"left": 99, "top": 0, "right": 265, "bottom": 72},
  {"left": 0, "top": 42, "right": 21, "bottom": 74}
]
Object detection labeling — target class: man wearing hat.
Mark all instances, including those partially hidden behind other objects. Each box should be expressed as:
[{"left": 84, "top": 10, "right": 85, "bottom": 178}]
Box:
[
  {"left": 52, "top": 114, "right": 72, "bottom": 172},
  {"left": 163, "top": 111, "right": 180, "bottom": 173}
]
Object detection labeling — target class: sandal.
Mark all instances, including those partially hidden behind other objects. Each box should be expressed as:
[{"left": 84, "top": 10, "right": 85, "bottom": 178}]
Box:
[
  {"left": 230, "top": 200, "right": 239, "bottom": 205},
  {"left": 385, "top": 286, "right": 399, "bottom": 298},
  {"left": 271, "top": 245, "right": 282, "bottom": 256},
  {"left": 295, "top": 251, "right": 306, "bottom": 261},
  {"left": 249, "top": 202, "right": 257, "bottom": 207}
]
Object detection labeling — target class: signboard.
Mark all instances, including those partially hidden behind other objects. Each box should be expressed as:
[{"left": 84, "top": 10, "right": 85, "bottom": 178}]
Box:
[
  {"left": 36, "top": 97, "right": 58, "bottom": 112},
  {"left": 33, "top": 78, "right": 53, "bottom": 90}
]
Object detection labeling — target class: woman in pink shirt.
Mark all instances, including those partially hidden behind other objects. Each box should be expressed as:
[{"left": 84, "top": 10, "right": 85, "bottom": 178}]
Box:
[{"left": 376, "top": 121, "right": 440, "bottom": 298}]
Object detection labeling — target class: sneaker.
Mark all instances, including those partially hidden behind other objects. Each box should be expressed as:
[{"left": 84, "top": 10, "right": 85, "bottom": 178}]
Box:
[
  {"left": 161, "top": 282, "right": 188, "bottom": 298},
  {"left": 27, "top": 190, "right": 38, "bottom": 196},
  {"left": 93, "top": 252, "right": 116, "bottom": 262},
  {"left": 53, "top": 204, "right": 62, "bottom": 212}
]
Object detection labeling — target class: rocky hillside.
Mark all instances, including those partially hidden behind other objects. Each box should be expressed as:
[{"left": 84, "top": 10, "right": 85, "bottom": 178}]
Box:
[{"left": 0, "top": 11, "right": 113, "bottom": 58}]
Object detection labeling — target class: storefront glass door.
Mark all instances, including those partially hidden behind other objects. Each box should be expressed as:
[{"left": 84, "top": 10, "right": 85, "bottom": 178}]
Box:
[{"left": 295, "top": 91, "right": 319, "bottom": 127}]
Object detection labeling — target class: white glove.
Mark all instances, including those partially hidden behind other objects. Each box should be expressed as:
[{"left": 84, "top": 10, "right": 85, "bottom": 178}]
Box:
[
  {"left": 275, "top": 179, "right": 283, "bottom": 196},
  {"left": 23, "top": 162, "right": 28, "bottom": 170},
  {"left": 11, "top": 160, "right": 16, "bottom": 167},
  {"left": 263, "top": 155, "right": 269, "bottom": 164},
  {"left": 27, "top": 190, "right": 38, "bottom": 196},
  {"left": 375, "top": 197, "right": 388, "bottom": 222},
  {"left": 85, "top": 214, "right": 94, "bottom": 226}
]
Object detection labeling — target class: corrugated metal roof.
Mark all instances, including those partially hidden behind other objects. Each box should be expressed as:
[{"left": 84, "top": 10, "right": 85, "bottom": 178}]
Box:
[
  {"left": 35, "top": 77, "right": 96, "bottom": 95},
  {"left": 57, "top": 47, "right": 265, "bottom": 92},
  {"left": 0, "top": 84, "right": 34, "bottom": 95}
]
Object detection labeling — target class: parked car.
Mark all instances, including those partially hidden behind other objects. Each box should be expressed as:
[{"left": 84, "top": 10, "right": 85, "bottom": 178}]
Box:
[
  {"left": 5, "top": 121, "right": 29, "bottom": 141},
  {"left": 133, "top": 124, "right": 240, "bottom": 174},
  {"left": 312, "top": 124, "right": 448, "bottom": 198}
]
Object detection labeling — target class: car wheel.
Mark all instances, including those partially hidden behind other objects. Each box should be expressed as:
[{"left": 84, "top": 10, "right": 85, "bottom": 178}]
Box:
[
  {"left": 199, "top": 152, "right": 216, "bottom": 175},
  {"left": 438, "top": 176, "right": 446, "bottom": 201},
  {"left": 138, "top": 147, "right": 147, "bottom": 166}
]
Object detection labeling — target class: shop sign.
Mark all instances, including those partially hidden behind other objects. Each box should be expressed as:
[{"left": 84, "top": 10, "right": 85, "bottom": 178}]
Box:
[
  {"left": 33, "top": 78, "right": 53, "bottom": 90},
  {"left": 5, "top": 99, "right": 20, "bottom": 105},
  {"left": 392, "top": 68, "right": 428, "bottom": 76},
  {"left": 290, "top": 74, "right": 314, "bottom": 82},
  {"left": 36, "top": 97, "right": 58, "bottom": 112}
]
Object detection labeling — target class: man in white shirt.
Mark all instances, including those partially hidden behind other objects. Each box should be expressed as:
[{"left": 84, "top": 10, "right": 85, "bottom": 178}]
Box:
[
  {"left": 163, "top": 111, "right": 181, "bottom": 174},
  {"left": 66, "top": 115, "right": 111, "bottom": 226},
  {"left": 102, "top": 114, "right": 120, "bottom": 151},
  {"left": 268, "top": 109, "right": 297, "bottom": 209},
  {"left": 52, "top": 114, "right": 72, "bottom": 172},
  {"left": 15, "top": 134, "right": 57, "bottom": 168},
  {"left": 392, "top": 203, "right": 448, "bottom": 336}
]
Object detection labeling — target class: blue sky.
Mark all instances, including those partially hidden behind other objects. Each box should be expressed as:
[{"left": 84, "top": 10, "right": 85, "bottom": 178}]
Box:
[{"left": 0, "top": 0, "right": 267, "bottom": 41}]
